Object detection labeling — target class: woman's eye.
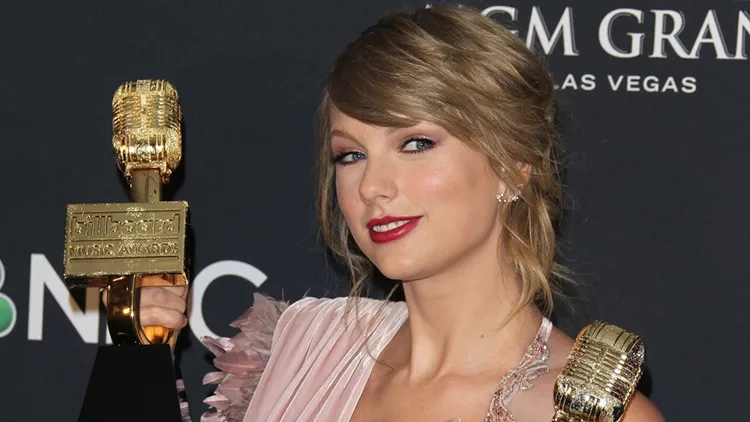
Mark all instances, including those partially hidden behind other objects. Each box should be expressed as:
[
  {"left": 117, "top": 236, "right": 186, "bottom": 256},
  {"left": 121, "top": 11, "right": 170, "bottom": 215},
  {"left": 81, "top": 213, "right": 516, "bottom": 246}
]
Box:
[
  {"left": 333, "top": 151, "right": 366, "bottom": 165},
  {"left": 401, "top": 137, "right": 435, "bottom": 153}
]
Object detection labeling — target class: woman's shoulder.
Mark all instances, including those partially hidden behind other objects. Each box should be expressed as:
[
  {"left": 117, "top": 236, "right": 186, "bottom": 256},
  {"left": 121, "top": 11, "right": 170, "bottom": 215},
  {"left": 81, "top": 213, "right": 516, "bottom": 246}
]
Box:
[
  {"left": 281, "top": 295, "right": 405, "bottom": 315},
  {"left": 272, "top": 295, "right": 407, "bottom": 354},
  {"left": 277, "top": 296, "right": 405, "bottom": 330},
  {"left": 200, "top": 294, "right": 406, "bottom": 421},
  {"left": 201, "top": 294, "right": 399, "bottom": 364}
]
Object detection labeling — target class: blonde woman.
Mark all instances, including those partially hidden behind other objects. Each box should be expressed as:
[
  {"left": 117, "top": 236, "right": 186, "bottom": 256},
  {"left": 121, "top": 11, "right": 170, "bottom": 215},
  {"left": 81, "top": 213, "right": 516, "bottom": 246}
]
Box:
[{"left": 136, "top": 5, "right": 663, "bottom": 422}]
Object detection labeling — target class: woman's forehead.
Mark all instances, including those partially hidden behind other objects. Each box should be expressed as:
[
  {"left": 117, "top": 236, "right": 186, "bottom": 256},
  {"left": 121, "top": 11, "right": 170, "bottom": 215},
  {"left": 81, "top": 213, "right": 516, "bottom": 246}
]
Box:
[
  {"left": 330, "top": 116, "right": 448, "bottom": 142},
  {"left": 330, "top": 108, "right": 443, "bottom": 135},
  {"left": 329, "top": 105, "right": 422, "bottom": 131}
]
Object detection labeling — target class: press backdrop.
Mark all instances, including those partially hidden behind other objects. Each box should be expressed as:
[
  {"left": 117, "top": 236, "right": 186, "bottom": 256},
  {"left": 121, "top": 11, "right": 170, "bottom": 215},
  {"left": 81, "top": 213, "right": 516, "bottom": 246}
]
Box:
[{"left": 1, "top": 0, "right": 748, "bottom": 420}]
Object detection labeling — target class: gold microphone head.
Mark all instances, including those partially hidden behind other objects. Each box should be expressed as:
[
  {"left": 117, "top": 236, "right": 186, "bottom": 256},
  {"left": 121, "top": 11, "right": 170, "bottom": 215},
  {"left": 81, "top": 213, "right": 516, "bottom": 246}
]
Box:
[
  {"left": 552, "top": 322, "right": 645, "bottom": 422},
  {"left": 112, "top": 79, "right": 182, "bottom": 183}
]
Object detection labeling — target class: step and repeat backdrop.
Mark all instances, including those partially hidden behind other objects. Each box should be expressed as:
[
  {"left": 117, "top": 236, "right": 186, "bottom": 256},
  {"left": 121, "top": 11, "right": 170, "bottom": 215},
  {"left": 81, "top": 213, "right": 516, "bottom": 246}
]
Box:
[{"left": 0, "top": 0, "right": 748, "bottom": 420}]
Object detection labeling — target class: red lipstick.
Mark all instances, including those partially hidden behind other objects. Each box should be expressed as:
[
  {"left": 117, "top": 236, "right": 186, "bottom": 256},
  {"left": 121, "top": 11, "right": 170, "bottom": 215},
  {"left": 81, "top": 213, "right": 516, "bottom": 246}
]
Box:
[{"left": 367, "top": 215, "right": 422, "bottom": 244}]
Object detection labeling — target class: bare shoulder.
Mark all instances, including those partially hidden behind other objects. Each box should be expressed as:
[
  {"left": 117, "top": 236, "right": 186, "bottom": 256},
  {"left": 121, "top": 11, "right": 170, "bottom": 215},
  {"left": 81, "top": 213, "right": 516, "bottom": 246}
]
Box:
[{"left": 508, "top": 326, "right": 663, "bottom": 421}]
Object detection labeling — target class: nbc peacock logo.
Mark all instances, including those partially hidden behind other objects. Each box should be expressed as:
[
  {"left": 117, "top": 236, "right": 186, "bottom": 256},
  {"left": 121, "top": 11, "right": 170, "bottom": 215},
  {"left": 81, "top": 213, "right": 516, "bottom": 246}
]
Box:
[{"left": 0, "top": 259, "right": 18, "bottom": 337}]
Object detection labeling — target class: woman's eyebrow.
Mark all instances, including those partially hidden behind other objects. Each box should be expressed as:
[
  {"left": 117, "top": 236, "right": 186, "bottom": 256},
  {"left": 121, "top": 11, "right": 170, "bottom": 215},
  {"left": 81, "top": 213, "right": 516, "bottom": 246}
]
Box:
[
  {"left": 330, "top": 128, "right": 357, "bottom": 141},
  {"left": 330, "top": 125, "right": 420, "bottom": 143}
]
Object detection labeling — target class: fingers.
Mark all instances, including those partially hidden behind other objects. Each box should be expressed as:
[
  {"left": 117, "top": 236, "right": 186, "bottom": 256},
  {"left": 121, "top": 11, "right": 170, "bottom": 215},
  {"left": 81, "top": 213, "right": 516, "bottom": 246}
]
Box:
[
  {"left": 101, "top": 275, "right": 188, "bottom": 307},
  {"left": 102, "top": 288, "right": 188, "bottom": 329},
  {"left": 139, "top": 306, "right": 188, "bottom": 330},
  {"left": 139, "top": 284, "right": 188, "bottom": 329},
  {"left": 98, "top": 275, "right": 189, "bottom": 331},
  {"left": 140, "top": 275, "right": 188, "bottom": 299},
  {"left": 139, "top": 286, "right": 187, "bottom": 314}
]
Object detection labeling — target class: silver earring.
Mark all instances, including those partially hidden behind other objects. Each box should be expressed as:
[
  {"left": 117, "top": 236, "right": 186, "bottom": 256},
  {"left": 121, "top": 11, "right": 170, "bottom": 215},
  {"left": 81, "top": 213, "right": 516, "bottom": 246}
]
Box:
[
  {"left": 496, "top": 192, "right": 519, "bottom": 203},
  {"left": 496, "top": 183, "right": 523, "bottom": 203}
]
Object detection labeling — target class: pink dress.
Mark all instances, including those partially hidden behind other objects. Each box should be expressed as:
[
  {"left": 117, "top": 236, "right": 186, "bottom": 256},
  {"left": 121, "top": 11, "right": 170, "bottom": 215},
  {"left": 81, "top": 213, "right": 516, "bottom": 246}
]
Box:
[{"left": 201, "top": 295, "right": 552, "bottom": 422}]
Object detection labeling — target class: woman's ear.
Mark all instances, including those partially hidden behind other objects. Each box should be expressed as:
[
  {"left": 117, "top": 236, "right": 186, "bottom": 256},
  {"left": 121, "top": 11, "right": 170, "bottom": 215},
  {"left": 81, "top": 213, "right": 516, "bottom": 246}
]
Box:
[
  {"left": 498, "top": 162, "right": 532, "bottom": 184},
  {"left": 496, "top": 162, "right": 531, "bottom": 197},
  {"left": 518, "top": 162, "right": 532, "bottom": 184}
]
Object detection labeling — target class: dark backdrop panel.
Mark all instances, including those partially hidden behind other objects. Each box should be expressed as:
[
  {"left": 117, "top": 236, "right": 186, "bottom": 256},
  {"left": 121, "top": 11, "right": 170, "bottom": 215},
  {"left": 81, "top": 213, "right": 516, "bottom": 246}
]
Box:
[{"left": 0, "top": 1, "right": 748, "bottom": 420}]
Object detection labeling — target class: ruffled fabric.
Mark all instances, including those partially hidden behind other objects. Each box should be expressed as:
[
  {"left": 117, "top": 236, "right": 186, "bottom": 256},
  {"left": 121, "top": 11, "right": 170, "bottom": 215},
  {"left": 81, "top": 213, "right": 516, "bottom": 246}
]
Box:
[
  {"left": 200, "top": 294, "right": 289, "bottom": 422},
  {"left": 199, "top": 296, "right": 552, "bottom": 422},
  {"left": 176, "top": 379, "right": 192, "bottom": 421},
  {"left": 240, "top": 297, "right": 408, "bottom": 421}
]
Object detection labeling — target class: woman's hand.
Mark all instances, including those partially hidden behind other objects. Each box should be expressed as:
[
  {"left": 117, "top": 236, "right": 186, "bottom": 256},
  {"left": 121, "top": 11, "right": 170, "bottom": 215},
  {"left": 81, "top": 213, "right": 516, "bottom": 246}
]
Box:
[{"left": 102, "top": 275, "right": 188, "bottom": 330}]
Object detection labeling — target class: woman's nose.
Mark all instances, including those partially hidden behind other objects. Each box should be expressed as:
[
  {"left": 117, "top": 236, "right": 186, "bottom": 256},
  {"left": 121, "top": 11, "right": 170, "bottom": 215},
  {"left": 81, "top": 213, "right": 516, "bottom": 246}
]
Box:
[{"left": 358, "top": 155, "right": 398, "bottom": 204}]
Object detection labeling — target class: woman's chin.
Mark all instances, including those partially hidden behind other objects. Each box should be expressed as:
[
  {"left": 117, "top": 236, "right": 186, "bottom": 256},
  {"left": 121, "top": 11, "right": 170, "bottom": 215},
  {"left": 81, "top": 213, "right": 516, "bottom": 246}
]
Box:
[
  {"left": 373, "top": 262, "right": 428, "bottom": 283},
  {"left": 364, "top": 244, "right": 436, "bottom": 281}
]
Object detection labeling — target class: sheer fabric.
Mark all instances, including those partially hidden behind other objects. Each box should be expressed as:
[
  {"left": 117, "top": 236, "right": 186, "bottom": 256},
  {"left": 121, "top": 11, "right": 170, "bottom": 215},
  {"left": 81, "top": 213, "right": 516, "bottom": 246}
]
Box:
[{"left": 201, "top": 296, "right": 552, "bottom": 422}]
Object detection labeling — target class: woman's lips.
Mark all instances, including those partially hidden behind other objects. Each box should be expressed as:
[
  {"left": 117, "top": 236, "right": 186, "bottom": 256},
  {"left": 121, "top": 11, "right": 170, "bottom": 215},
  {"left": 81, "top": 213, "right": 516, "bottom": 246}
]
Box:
[{"left": 368, "top": 216, "right": 422, "bottom": 244}]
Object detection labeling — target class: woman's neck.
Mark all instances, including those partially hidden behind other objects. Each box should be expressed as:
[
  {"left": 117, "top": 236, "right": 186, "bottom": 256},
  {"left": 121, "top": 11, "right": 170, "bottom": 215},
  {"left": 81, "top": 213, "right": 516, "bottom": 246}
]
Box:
[{"left": 395, "top": 242, "right": 543, "bottom": 381}]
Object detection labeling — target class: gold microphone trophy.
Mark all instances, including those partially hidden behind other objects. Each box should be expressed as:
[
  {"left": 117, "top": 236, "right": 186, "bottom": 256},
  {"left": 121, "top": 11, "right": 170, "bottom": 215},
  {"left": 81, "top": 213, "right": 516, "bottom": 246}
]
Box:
[
  {"left": 63, "top": 80, "right": 189, "bottom": 421},
  {"left": 552, "top": 322, "right": 645, "bottom": 422}
]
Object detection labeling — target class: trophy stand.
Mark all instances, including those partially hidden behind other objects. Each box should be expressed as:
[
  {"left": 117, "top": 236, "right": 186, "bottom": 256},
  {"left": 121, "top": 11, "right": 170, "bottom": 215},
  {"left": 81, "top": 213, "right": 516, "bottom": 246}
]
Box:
[
  {"left": 64, "top": 80, "right": 190, "bottom": 422},
  {"left": 78, "top": 342, "right": 181, "bottom": 421}
]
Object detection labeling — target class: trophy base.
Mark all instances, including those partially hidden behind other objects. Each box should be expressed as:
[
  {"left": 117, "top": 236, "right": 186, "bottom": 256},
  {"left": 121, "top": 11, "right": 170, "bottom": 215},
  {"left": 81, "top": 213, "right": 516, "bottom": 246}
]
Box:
[{"left": 78, "top": 344, "right": 183, "bottom": 422}]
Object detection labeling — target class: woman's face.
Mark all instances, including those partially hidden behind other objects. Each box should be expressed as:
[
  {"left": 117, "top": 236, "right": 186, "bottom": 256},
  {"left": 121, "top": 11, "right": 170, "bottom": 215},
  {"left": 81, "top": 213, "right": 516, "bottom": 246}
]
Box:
[{"left": 330, "top": 108, "right": 506, "bottom": 282}]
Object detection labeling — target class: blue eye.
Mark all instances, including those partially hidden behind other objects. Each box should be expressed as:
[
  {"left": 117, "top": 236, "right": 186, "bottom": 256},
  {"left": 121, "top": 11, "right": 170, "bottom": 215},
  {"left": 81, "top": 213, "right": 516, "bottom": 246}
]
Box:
[
  {"left": 401, "top": 137, "right": 435, "bottom": 153},
  {"left": 332, "top": 151, "right": 366, "bottom": 165}
]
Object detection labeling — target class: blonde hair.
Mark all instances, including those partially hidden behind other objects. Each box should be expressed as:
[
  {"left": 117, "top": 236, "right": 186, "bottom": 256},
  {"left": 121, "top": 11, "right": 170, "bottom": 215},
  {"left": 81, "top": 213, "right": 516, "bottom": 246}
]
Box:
[{"left": 315, "top": 5, "right": 567, "bottom": 318}]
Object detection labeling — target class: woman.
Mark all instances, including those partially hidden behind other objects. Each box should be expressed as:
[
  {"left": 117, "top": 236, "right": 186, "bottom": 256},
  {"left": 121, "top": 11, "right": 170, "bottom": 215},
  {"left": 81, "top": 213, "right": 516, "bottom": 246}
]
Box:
[{"left": 136, "top": 5, "right": 663, "bottom": 422}]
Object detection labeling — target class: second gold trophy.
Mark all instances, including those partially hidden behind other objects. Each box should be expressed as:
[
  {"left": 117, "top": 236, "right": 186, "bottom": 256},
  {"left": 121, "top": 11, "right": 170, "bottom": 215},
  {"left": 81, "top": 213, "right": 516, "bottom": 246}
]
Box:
[
  {"left": 64, "top": 79, "right": 189, "bottom": 347},
  {"left": 63, "top": 79, "right": 190, "bottom": 422}
]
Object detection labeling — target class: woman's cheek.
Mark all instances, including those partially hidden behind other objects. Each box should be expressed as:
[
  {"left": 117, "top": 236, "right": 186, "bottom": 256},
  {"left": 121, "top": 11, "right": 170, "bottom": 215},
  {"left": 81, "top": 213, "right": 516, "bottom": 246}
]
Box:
[
  {"left": 335, "top": 173, "right": 363, "bottom": 231},
  {"left": 413, "top": 162, "right": 461, "bottom": 202}
]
